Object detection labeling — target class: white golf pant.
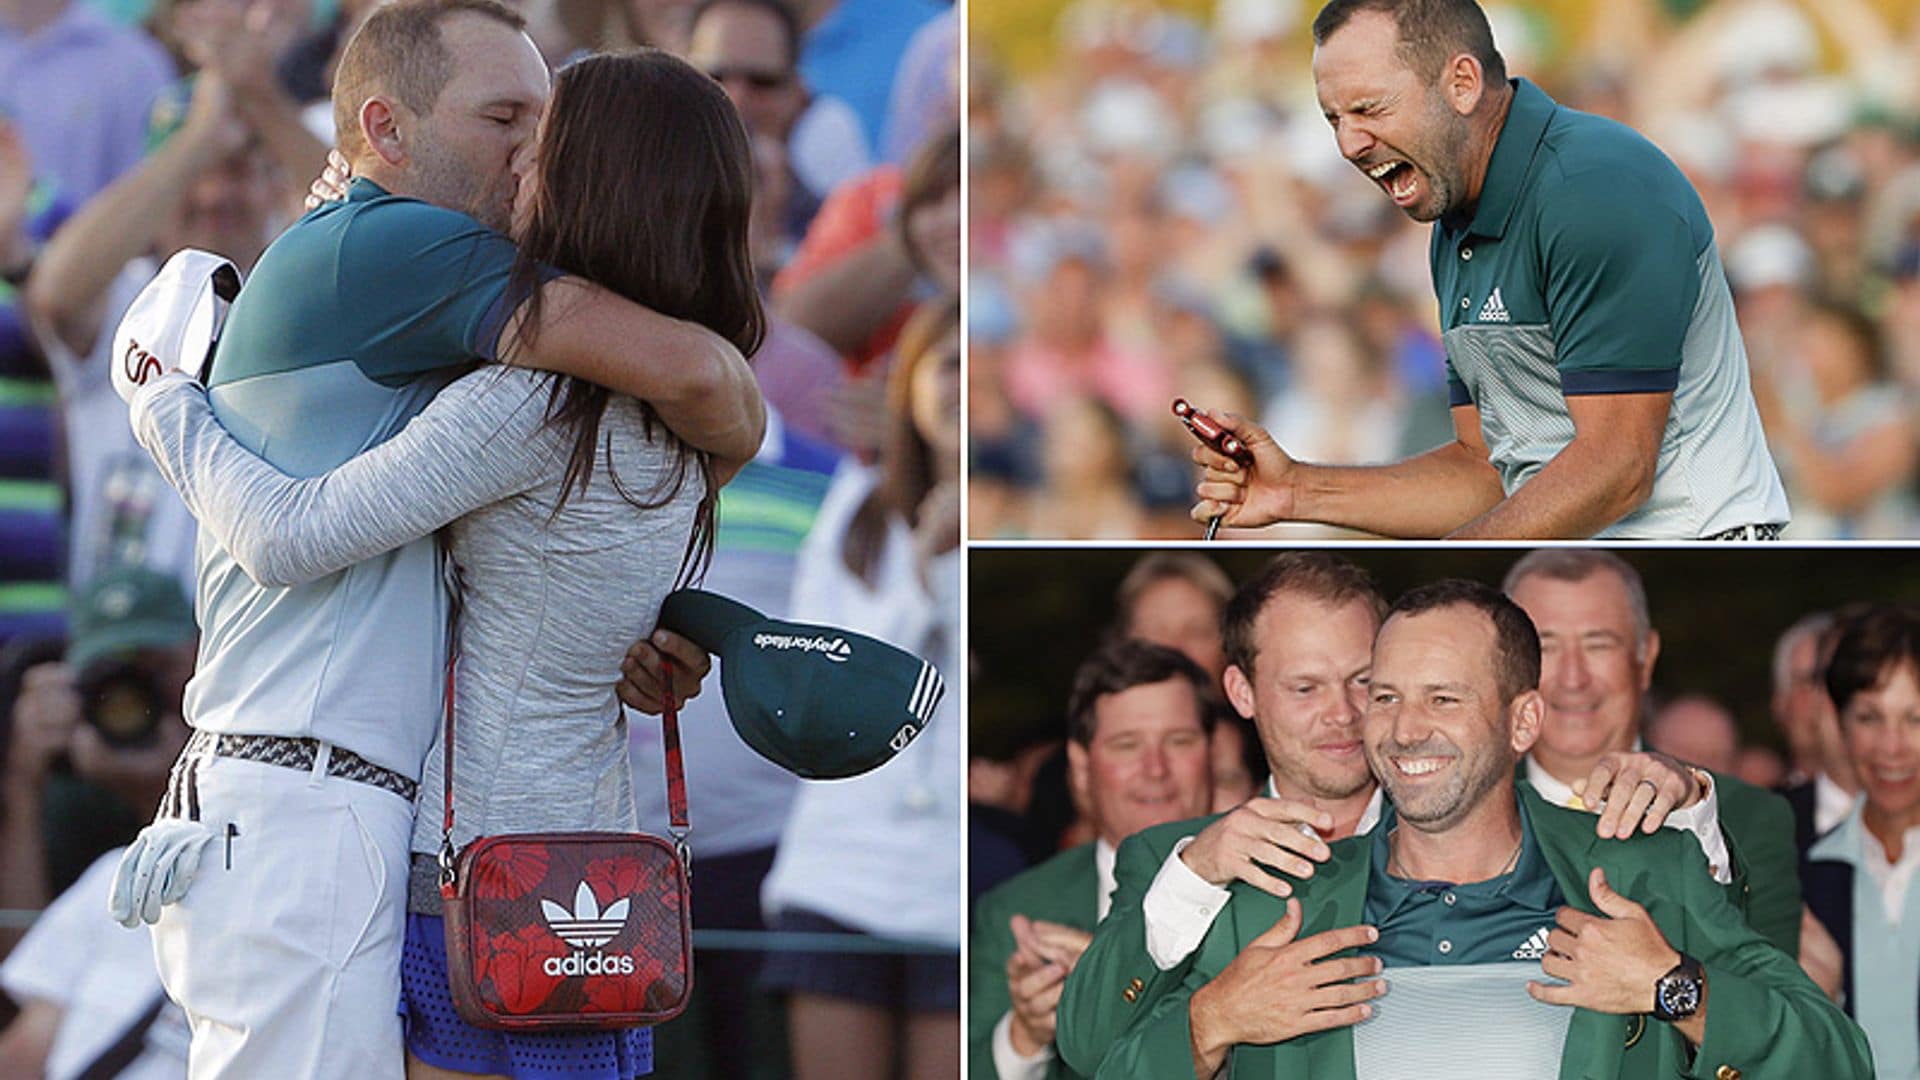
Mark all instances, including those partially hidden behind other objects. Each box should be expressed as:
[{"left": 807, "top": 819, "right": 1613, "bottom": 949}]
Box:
[{"left": 149, "top": 743, "right": 413, "bottom": 1079}]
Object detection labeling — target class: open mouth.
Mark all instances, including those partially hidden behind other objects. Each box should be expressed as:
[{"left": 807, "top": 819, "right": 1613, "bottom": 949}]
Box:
[
  {"left": 1365, "top": 160, "right": 1420, "bottom": 205},
  {"left": 1391, "top": 755, "right": 1452, "bottom": 778}
]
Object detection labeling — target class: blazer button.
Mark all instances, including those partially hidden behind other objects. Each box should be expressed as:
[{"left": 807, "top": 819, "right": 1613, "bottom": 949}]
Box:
[
  {"left": 1123, "top": 987, "right": 1139, "bottom": 1003},
  {"left": 1716, "top": 1067, "right": 1741, "bottom": 1080},
  {"left": 1129, "top": 978, "right": 1144, "bottom": 991}
]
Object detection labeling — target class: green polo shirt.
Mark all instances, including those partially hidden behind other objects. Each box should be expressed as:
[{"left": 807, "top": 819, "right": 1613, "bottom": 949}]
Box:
[
  {"left": 1364, "top": 790, "right": 1565, "bottom": 968},
  {"left": 1430, "top": 79, "right": 1789, "bottom": 539}
]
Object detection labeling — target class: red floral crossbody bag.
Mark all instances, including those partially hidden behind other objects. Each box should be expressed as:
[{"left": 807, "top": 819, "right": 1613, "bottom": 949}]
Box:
[{"left": 437, "top": 630, "right": 693, "bottom": 1030}]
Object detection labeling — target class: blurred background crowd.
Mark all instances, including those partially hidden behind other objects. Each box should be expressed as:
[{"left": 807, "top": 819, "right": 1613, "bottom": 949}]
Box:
[
  {"left": 0, "top": 0, "right": 960, "bottom": 1076},
  {"left": 968, "top": 0, "right": 1920, "bottom": 540}
]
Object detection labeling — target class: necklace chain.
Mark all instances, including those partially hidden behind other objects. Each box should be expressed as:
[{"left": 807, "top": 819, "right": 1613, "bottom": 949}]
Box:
[{"left": 1387, "top": 826, "right": 1523, "bottom": 883}]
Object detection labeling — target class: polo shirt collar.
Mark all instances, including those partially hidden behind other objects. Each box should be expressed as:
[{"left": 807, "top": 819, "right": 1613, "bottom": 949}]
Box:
[
  {"left": 347, "top": 177, "right": 392, "bottom": 202},
  {"left": 1369, "top": 785, "right": 1556, "bottom": 915},
  {"left": 1457, "top": 77, "right": 1557, "bottom": 241}
]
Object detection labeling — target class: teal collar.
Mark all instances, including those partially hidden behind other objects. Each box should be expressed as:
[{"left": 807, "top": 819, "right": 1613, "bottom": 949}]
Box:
[
  {"left": 1456, "top": 78, "right": 1557, "bottom": 240},
  {"left": 1369, "top": 783, "right": 1557, "bottom": 915},
  {"left": 347, "top": 177, "right": 392, "bottom": 202}
]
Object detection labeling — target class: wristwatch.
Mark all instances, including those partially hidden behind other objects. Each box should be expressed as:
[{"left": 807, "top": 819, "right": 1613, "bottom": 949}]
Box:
[{"left": 1652, "top": 953, "right": 1705, "bottom": 1022}]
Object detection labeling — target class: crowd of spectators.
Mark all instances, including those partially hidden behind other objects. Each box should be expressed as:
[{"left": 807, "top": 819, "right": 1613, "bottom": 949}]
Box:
[
  {"left": 969, "top": 0, "right": 1920, "bottom": 539},
  {"left": 0, "top": 0, "right": 959, "bottom": 1076}
]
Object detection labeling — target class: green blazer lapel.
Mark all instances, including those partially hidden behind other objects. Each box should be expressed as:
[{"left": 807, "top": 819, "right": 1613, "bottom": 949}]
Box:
[
  {"left": 1222, "top": 830, "right": 1376, "bottom": 1079},
  {"left": 1522, "top": 787, "right": 1628, "bottom": 1080}
]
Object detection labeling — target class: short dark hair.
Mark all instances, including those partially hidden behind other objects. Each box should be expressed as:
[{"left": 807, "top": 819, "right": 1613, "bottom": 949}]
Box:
[
  {"left": 1825, "top": 604, "right": 1920, "bottom": 715},
  {"left": 689, "top": 0, "right": 801, "bottom": 68},
  {"left": 1387, "top": 578, "right": 1540, "bottom": 704},
  {"left": 1222, "top": 553, "right": 1386, "bottom": 677},
  {"left": 1066, "top": 638, "right": 1217, "bottom": 747},
  {"left": 1311, "top": 0, "right": 1507, "bottom": 87},
  {"left": 332, "top": 0, "right": 528, "bottom": 157}
]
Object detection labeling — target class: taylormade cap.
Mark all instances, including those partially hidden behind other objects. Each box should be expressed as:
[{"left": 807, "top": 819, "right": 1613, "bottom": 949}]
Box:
[{"left": 658, "top": 589, "right": 944, "bottom": 780}]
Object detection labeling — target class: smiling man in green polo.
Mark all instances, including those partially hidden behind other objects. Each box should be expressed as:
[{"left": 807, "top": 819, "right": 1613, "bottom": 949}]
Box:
[{"left": 1188, "top": 0, "right": 1789, "bottom": 540}]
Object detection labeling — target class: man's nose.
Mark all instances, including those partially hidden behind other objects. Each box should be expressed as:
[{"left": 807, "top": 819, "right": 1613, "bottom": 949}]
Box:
[
  {"left": 1553, "top": 647, "right": 1590, "bottom": 690},
  {"left": 1336, "top": 122, "right": 1376, "bottom": 163},
  {"left": 1140, "top": 743, "right": 1170, "bottom": 779}
]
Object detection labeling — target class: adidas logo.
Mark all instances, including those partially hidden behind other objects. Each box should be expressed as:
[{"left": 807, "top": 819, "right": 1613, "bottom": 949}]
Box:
[
  {"left": 909, "top": 660, "right": 944, "bottom": 724},
  {"left": 1512, "top": 926, "right": 1550, "bottom": 960},
  {"left": 1478, "top": 287, "right": 1510, "bottom": 323},
  {"left": 540, "top": 882, "right": 637, "bottom": 977},
  {"left": 753, "top": 632, "right": 854, "bottom": 663},
  {"left": 542, "top": 881, "right": 631, "bottom": 949}
]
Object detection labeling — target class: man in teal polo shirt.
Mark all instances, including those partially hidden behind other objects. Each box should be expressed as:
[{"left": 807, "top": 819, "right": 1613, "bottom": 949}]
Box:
[
  {"left": 106, "top": 0, "right": 762, "bottom": 1074},
  {"left": 1189, "top": 0, "right": 1789, "bottom": 540}
]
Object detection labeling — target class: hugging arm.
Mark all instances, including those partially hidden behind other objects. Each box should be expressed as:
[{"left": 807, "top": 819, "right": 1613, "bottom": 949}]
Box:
[
  {"left": 131, "top": 370, "right": 561, "bottom": 586},
  {"left": 502, "top": 277, "right": 766, "bottom": 472}
]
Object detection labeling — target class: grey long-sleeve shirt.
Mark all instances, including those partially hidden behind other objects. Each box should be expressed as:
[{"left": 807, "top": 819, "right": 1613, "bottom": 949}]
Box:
[{"left": 132, "top": 368, "right": 702, "bottom": 892}]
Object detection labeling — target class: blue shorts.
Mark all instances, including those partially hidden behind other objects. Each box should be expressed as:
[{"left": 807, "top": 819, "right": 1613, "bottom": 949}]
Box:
[{"left": 399, "top": 912, "right": 653, "bottom": 1079}]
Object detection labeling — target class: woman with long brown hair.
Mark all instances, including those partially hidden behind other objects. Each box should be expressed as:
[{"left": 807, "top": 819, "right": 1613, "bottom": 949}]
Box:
[{"left": 127, "top": 49, "right": 760, "bottom": 1079}]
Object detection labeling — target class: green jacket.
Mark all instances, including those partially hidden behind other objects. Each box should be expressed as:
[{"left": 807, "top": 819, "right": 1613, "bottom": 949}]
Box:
[
  {"left": 970, "top": 843, "right": 1102, "bottom": 1080},
  {"left": 1712, "top": 769, "right": 1801, "bottom": 956},
  {"left": 1056, "top": 814, "right": 1216, "bottom": 1076},
  {"left": 1056, "top": 767, "right": 1800, "bottom": 1076},
  {"left": 1091, "top": 786, "right": 1869, "bottom": 1079}
]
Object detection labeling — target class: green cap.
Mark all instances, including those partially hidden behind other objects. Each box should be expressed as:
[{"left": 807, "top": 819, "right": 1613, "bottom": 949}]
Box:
[
  {"left": 658, "top": 589, "right": 944, "bottom": 780},
  {"left": 69, "top": 568, "right": 197, "bottom": 669}
]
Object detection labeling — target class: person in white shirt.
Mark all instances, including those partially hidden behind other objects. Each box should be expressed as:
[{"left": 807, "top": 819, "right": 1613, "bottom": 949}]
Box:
[{"left": 1804, "top": 604, "right": 1920, "bottom": 1078}]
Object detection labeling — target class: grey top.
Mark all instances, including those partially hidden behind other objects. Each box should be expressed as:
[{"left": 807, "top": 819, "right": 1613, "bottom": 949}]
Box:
[{"left": 133, "top": 368, "right": 703, "bottom": 900}]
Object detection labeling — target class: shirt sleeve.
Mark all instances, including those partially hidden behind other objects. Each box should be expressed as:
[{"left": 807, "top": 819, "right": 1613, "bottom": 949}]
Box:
[
  {"left": 1141, "top": 836, "right": 1231, "bottom": 970},
  {"left": 130, "top": 367, "right": 564, "bottom": 586},
  {"left": 990, "top": 1011, "right": 1055, "bottom": 1080},
  {"left": 333, "top": 199, "right": 528, "bottom": 383},
  {"left": 1659, "top": 771, "right": 1732, "bottom": 884},
  {"left": 1539, "top": 168, "right": 1700, "bottom": 396}
]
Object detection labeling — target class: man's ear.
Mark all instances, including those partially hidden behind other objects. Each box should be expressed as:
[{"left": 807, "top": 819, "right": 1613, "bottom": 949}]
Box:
[
  {"left": 360, "top": 97, "right": 407, "bottom": 166},
  {"left": 1635, "top": 629, "right": 1662, "bottom": 693},
  {"left": 1066, "top": 740, "right": 1090, "bottom": 809},
  {"left": 1443, "top": 52, "right": 1486, "bottom": 117},
  {"left": 1224, "top": 664, "right": 1258, "bottom": 722},
  {"left": 1509, "top": 688, "right": 1545, "bottom": 755}
]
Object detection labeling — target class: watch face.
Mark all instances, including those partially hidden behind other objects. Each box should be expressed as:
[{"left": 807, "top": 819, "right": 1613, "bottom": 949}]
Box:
[{"left": 1658, "top": 976, "right": 1701, "bottom": 1018}]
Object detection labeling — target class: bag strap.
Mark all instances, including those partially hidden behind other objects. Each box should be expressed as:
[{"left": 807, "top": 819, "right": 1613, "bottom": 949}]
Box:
[{"left": 438, "top": 622, "right": 694, "bottom": 898}]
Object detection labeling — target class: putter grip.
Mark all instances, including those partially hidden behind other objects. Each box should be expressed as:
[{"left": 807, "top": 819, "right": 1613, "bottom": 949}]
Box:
[{"left": 1172, "top": 398, "right": 1254, "bottom": 466}]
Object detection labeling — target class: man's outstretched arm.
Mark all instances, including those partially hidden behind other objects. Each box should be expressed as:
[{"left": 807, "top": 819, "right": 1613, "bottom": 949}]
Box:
[
  {"left": 500, "top": 277, "right": 766, "bottom": 468},
  {"left": 1189, "top": 405, "right": 1507, "bottom": 539}
]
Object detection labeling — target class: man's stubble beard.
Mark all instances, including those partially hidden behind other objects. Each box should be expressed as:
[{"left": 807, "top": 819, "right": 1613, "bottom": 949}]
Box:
[
  {"left": 411, "top": 136, "right": 515, "bottom": 234},
  {"left": 1403, "top": 94, "right": 1473, "bottom": 224},
  {"left": 1372, "top": 735, "right": 1512, "bottom": 833}
]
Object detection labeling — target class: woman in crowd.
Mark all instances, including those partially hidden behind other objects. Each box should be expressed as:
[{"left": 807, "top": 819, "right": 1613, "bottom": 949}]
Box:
[
  {"left": 760, "top": 295, "right": 962, "bottom": 1080},
  {"left": 1805, "top": 605, "right": 1920, "bottom": 1078}
]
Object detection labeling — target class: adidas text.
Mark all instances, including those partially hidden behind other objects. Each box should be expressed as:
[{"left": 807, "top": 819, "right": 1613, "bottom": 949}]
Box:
[
  {"left": 543, "top": 951, "right": 637, "bottom": 978},
  {"left": 1478, "top": 288, "right": 1510, "bottom": 323}
]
